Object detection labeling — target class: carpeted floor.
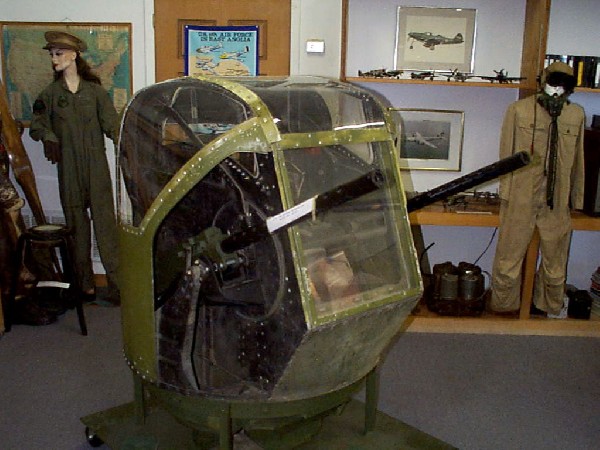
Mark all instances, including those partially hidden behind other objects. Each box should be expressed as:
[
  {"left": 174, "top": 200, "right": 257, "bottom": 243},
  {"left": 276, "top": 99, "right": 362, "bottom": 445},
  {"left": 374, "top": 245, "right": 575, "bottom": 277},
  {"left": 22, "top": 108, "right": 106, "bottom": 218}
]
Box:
[{"left": 1, "top": 305, "right": 599, "bottom": 449}]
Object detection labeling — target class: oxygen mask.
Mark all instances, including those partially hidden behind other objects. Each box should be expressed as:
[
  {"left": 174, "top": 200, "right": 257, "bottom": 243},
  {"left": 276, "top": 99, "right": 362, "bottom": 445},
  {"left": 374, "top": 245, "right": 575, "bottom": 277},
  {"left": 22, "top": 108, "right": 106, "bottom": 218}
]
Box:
[
  {"left": 538, "top": 84, "right": 570, "bottom": 118},
  {"left": 538, "top": 70, "right": 575, "bottom": 118},
  {"left": 543, "top": 83, "right": 565, "bottom": 97}
]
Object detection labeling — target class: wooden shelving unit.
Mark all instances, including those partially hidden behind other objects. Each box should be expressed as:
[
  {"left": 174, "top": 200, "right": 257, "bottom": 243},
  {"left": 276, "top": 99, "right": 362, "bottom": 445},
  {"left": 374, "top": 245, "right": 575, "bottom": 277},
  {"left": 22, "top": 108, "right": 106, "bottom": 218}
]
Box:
[
  {"left": 341, "top": 0, "right": 600, "bottom": 335},
  {"left": 407, "top": 204, "right": 600, "bottom": 336},
  {"left": 518, "top": 0, "right": 551, "bottom": 98}
]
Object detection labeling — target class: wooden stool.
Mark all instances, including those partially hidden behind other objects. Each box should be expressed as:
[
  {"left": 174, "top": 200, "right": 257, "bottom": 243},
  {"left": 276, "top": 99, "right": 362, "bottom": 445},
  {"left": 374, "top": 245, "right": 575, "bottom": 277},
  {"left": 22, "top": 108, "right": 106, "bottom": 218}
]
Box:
[{"left": 6, "top": 224, "right": 87, "bottom": 335}]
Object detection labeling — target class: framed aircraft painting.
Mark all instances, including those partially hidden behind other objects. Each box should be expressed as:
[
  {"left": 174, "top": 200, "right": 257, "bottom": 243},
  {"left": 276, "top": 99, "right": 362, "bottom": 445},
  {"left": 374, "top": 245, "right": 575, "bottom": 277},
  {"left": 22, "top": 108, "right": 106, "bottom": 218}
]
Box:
[
  {"left": 390, "top": 108, "right": 464, "bottom": 171},
  {"left": 394, "top": 7, "right": 476, "bottom": 73}
]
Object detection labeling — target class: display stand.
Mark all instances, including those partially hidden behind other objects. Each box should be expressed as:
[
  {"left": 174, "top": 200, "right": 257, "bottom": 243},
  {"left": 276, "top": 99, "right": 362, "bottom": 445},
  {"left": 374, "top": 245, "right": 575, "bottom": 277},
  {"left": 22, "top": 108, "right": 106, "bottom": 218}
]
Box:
[
  {"left": 82, "top": 371, "right": 455, "bottom": 449},
  {"left": 81, "top": 398, "right": 455, "bottom": 450}
]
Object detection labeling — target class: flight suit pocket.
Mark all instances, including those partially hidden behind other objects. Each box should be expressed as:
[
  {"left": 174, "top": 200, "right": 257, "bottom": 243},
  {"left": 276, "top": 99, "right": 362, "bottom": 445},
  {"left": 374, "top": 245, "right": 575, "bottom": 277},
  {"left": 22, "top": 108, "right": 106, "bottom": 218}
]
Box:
[
  {"left": 78, "top": 95, "right": 97, "bottom": 124},
  {"left": 558, "top": 122, "right": 578, "bottom": 146},
  {"left": 515, "top": 123, "right": 544, "bottom": 153}
]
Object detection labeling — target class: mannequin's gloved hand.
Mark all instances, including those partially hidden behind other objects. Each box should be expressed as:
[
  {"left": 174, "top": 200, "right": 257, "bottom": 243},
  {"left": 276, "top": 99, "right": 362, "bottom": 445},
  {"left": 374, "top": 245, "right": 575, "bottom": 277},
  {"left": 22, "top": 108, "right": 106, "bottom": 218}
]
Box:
[{"left": 43, "top": 140, "right": 61, "bottom": 164}]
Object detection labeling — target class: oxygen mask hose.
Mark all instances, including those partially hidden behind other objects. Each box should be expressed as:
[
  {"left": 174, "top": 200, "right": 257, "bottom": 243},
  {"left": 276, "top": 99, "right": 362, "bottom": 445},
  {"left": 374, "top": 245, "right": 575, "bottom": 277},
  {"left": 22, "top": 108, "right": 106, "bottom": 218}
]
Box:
[{"left": 537, "top": 86, "right": 568, "bottom": 209}]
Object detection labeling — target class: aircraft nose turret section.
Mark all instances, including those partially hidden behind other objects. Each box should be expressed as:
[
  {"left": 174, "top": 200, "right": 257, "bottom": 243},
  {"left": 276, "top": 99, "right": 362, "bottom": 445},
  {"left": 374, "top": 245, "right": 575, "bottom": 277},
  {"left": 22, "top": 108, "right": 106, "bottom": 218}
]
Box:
[{"left": 116, "top": 76, "right": 422, "bottom": 402}]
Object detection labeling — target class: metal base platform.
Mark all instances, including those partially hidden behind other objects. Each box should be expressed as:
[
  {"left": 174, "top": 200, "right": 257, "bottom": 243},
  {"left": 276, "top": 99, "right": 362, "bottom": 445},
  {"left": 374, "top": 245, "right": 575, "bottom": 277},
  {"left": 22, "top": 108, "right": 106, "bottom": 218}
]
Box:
[{"left": 81, "top": 399, "right": 455, "bottom": 449}]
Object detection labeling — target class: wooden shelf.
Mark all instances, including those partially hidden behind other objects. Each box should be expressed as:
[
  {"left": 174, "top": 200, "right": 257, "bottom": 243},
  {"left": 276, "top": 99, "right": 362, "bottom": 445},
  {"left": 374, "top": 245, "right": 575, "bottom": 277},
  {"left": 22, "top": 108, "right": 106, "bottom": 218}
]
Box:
[
  {"left": 403, "top": 313, "right": 600, "bottom": 337},
  {"left": 406, "top": 297, "right": 600, "bottom": 337},
  {"left": 407, "top": 202, "right": 600, "bottom": 336},
  {"left": 409, "top": 203, "right": 600, "bottom": 232},
  {"left": 346, "top": 77, "right": 525, "bottom": 89},
  {"left": 576, "top": 87, "right": 600, "bottom": 94},
  {"left": 409, "top": 203, "right": 500, "bottom": 227}
]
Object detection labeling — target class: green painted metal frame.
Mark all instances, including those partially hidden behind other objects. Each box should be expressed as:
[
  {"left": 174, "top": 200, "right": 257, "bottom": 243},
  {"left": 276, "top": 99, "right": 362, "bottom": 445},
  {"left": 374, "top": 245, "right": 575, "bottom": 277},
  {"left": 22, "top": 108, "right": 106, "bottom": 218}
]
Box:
[
  {"left": 113, "top": 76, "right": 424, "bottom": 449},
  {"left": 118, "top": 76, "right": 421, "bottom": 380}
]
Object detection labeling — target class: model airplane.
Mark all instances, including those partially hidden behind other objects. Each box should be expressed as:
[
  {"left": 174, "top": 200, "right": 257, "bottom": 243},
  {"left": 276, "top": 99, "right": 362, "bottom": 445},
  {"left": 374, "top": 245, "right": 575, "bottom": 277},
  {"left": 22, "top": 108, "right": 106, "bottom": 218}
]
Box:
[
  {"left": 440, "top": 68, "right": 475, "bottom": 82},
  {"left": 358, "top": 68, "right": 403, "bottom": 78},
  {"left": 410, "top": 70, "right": 436, "bottom": 80},
  {"left": 479, "top": 69, "right": 525, "bottom": 84},
  {"left": 406, "top": 131, "right": 445, "bottom": 148},
  {"left": 408, "top": 31, "right": 464, "bottom": 50}
]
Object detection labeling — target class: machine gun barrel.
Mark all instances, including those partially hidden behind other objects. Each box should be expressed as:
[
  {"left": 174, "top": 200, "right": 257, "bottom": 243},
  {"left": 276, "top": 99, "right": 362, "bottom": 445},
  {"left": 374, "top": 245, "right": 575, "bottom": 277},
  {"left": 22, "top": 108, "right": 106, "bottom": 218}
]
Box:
[
  {"left": 220, "top": 151, "right": 529, "bottom": 254},
  {"left": 406, "top": 151, "right": 530, "bottom": 213},
  {"left": 220, "top": 170, "right": 384, "bottom": 253}
]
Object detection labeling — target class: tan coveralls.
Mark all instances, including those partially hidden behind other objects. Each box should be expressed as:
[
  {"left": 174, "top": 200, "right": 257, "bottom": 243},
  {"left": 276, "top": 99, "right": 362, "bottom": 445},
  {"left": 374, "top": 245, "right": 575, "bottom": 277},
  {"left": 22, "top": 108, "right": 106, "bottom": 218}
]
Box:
[
  {"left": 491, "top": 95, "right": 585, "bottom": 314},
  {"left": 29, "top": 78, "right": 119, "bottom": 295}
]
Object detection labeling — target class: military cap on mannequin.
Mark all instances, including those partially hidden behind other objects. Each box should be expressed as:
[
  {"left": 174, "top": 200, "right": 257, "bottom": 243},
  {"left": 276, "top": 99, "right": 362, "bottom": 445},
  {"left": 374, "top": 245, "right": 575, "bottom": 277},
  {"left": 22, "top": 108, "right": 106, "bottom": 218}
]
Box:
[
  {"left": 542, "top": 61, "right": 576, "bottom": 94},
  {"left": 42, "top": 31, "right": 87, "bottom": 52}
]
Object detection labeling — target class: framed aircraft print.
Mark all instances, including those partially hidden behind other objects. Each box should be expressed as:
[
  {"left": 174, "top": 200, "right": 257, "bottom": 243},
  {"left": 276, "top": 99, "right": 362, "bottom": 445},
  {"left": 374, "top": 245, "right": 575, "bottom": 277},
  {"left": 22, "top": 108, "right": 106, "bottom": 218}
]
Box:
[
  {"left": 394, "top": 7, "right": 476, "bottom": 73},
  {"left": 390, "top": 108, "right": 464, "bottom": 171}
]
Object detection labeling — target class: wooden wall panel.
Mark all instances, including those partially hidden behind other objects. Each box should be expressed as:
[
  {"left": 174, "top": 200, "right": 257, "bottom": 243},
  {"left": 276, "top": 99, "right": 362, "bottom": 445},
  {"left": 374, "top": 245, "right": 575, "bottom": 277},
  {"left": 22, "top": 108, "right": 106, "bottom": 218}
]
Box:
[{"left": 154, "top": 0, "right": 290, "bottom": 81}]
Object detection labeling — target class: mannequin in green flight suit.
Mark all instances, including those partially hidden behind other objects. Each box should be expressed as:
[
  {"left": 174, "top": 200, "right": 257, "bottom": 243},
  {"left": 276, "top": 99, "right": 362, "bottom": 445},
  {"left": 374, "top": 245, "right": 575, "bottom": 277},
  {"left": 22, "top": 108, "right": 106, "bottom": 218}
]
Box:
[
  {"left": 490, "top": 62, "right": 585, "bottom": 316},
  {"left": 29, "top": 31, "right": 120, "bottom": 304}
]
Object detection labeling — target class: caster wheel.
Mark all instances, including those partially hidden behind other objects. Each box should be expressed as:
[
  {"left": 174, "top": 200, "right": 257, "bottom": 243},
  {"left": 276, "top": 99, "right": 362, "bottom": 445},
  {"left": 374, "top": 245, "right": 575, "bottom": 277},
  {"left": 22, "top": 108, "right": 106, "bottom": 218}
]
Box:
[{"left": 85, "top": 427, "right": 104, "bottom": 447}]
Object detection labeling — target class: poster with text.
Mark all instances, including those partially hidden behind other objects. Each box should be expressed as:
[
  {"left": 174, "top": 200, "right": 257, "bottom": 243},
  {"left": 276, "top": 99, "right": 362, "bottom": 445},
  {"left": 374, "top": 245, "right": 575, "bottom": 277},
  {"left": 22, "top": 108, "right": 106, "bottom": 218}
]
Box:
[{"left": 184, "top": 25, "right": 259, "bottom": 77}]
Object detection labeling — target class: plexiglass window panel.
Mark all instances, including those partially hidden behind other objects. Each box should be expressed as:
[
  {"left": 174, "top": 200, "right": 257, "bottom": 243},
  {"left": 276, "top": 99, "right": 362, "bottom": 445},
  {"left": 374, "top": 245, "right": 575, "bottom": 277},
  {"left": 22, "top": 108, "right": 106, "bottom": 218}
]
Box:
[
  {"left": 118, "top": 79, "right": 253, "bottom": 226},
  {"left": 235, "top": 77, "right": 386, "bottom": 133},
  {"left": 152, "top": 149, "right": 306, "bottom": 397},
  {"left": 283, "top": 143, "right": 416, "bottom": 320}
]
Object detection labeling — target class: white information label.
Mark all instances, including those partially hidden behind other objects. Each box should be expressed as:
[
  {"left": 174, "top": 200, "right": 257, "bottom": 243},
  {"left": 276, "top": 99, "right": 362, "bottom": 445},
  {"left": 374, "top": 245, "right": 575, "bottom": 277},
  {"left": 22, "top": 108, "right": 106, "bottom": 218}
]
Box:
[
  {"left": 36, "top": 280, "right": 71, "bottom": 289},
  {"left": 266, "top": 197, "right": 316, "bottom": 233}
]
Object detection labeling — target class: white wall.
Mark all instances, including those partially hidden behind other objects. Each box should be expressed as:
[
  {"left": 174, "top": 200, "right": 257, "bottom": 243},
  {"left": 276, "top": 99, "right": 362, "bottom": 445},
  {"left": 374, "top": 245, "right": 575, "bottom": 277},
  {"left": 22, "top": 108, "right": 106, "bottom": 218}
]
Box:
[
  {"left": 547, "top": 0, "right": 600, "bottom": 56},
  {"left": 290, "top": 0, "right": 342, "bottom": 77}
]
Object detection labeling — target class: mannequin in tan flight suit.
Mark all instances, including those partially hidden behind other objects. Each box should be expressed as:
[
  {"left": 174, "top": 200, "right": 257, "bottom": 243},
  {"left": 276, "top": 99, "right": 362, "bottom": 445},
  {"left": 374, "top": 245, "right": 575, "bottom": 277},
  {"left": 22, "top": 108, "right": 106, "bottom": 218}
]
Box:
[{"left": 490, "top": 61, "right": 585, "bottom": 316}]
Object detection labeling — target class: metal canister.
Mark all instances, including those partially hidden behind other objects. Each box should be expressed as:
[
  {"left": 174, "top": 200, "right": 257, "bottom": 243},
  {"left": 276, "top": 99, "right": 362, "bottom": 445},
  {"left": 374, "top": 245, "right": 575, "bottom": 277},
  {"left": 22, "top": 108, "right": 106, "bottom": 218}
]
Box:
[
  {"left": 460, "top": 273, "right": 483, "bottom": 300},
  {"left": 457, "top": 262, "right": 484, "bottom": 301},
  {"left": 432, "top": 261, "right": 458, "bottom": 300},
  {"left": 440, "top": 273, "right": 459, "bottom": 300}
]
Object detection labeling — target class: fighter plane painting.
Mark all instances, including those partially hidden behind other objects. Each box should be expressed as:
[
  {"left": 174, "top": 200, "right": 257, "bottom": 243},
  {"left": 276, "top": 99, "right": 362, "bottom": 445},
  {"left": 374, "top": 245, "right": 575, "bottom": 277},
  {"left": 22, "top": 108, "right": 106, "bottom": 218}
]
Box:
[
  {"left": 196, "top": 42, "right": 223, "bottom": 54},
  {"left": 220, "top": 45, "right": 250, "bottom": 61},
  {"left": 408, "top": 31, "right": 464, "bottom": 50}
]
